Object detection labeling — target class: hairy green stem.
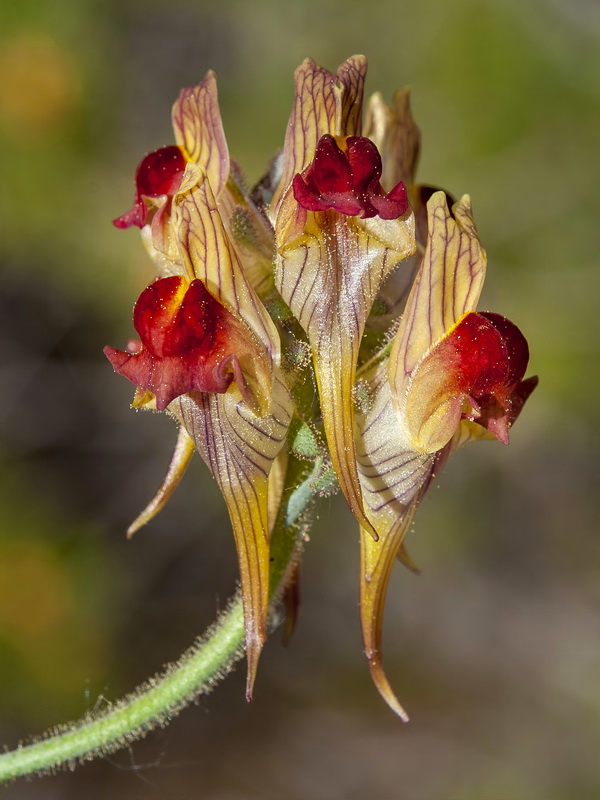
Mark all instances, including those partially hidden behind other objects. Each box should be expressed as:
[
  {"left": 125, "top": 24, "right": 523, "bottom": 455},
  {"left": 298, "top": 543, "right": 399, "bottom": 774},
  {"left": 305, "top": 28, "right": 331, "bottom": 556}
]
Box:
[
  {"left": 0, "top": 451, "right": 312, "bottom": 783},
  {"left": 0, "top": 598, "right": 245, "bottom": 781}
]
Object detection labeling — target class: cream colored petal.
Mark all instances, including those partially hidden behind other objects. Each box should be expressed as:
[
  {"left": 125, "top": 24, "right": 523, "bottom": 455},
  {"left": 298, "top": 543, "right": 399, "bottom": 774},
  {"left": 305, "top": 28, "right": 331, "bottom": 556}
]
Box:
[
  {"left": 276, "top": 198, "right": 415, "bottom": 537},
  {"left": 270, "top": 55, "right": 367, "bottom": 215},
  {"left": 164, "top": 163, "right": 294, "bottom": 694},
  {"left": 132, "top": 192, "right": 187, "bottom": 277},
  {"left": 153, "top": 73, "right": 274, "bottom": 299},
  {"left": 173, "top": 163, "right": 281, "bottom": 413},
  {"left": 172, "top": 71, "right": 229, "bottom": 199},
  {"left": 364, "top": 87, "right": 421, "bottom": 189},
  {"left": 366, "top": 251, "right": 420, "bottom": 334},
  {"left": 356, "top": 362, "right": 435, "bottom": 516},
  {"left": 389, "top": 192, "right": 487, "bottom": 402},
  {"left": 173, "top": 371, "right": 292, "bottom": 698}
]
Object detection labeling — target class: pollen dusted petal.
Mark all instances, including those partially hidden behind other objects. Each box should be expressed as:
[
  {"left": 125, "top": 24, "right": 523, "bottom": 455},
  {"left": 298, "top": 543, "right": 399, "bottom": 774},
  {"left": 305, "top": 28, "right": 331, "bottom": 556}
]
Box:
[
  {"left": 113, "top": 146, "right": 187, "bottom": 229},
  {"left": 369, "top": 180, "right": 409, "bottom": 220},
  {"left": 276, "top": 172, "right": 416, "bottom": 538}
]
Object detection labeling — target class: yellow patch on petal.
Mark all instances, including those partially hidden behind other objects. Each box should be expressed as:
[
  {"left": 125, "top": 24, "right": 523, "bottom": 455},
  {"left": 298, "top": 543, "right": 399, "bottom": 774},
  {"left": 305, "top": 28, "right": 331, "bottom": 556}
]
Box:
[
  {"left": 131, "top": 386, "right": 157, "bottom": 410},
  {"left": 451, "top": 417, "right": 498, "bottom": 448}
]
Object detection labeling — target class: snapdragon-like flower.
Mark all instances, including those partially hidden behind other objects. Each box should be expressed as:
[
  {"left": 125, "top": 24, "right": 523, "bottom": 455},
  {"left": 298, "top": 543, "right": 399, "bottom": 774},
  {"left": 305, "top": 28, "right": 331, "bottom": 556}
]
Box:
[
  {"left": 356, "top": 192, "right": 537, "bottom": 716},
  {"left": 107, "top": 55, "right": 537, "bottom": 718},
  {"left": 108, "top": 128, "right": 292, "bottom": 697},
  {"left": 114, "top": 72, "right": 274, "bottom": 294},
  {"left": 273, "top": 57, "right": 415, "bottom": 538}
]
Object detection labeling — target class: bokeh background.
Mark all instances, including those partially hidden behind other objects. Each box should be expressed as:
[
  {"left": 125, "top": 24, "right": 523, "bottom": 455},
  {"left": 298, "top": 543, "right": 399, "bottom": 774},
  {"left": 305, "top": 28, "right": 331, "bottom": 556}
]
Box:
[{"left": 1, "top": 0, "right": 599, "bottom": 798}]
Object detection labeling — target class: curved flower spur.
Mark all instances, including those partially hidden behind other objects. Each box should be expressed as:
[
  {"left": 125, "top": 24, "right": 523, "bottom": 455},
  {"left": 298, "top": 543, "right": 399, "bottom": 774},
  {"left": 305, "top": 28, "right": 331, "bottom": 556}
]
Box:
[{"left": 106, "top": 55, "right": 537, "bottom": 718}]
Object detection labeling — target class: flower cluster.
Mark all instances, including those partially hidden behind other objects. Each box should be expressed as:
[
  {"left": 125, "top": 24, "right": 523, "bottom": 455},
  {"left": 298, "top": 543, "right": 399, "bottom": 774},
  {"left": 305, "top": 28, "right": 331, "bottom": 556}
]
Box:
[{"left": 106, "top": 56, "right": 537, "bottom": 718}]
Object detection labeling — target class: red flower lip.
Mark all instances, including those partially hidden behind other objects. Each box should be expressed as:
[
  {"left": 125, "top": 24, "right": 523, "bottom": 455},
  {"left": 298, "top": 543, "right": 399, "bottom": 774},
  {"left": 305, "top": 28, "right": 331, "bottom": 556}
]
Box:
[
  {"left": 423, "top": 310, "right": 537, "bottom": 446},
  {"left": 465, "top": 311, "right": 538, "bottom": 443},
  {"left": 104, "top": 275, "right": 244, "bottom": 410},
  {"left": 292, "top": 135, "right": 409, "bottom": 220},
  {"left": 113, "top": 145, "right": 187, "bottom": 229}
]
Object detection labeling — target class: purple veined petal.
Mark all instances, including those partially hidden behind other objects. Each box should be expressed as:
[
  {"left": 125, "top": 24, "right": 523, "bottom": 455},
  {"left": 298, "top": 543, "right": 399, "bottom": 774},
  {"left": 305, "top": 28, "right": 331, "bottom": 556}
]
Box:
[
  {"left": 172, "top": 370, "right": 292, "bottom": 699},
  {"left": 270, "top": 55, "right": 368, "bottom": 216},
  {"left": 172, "top": 70, "right": 230, "bottom": 200},
  {"left": 275, "top": 181, "right": 416, "bottom": 538},
  {"left": 173, "top": 165, "right": 281, "bottom": 374},
  {"left": 168, "top": 165, "right": 294, "bottom": 696},
  {"left": 389, "top": 192, "right": 487, "bottom": 410},
  {"left": 354, "top": 357, "right": 452, "bottom": 718}
]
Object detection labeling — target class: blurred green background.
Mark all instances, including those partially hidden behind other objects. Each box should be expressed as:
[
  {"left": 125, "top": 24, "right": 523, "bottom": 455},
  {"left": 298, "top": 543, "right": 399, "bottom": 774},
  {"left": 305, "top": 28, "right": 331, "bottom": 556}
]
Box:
[{"left": 1, "top": 0, "right": 599, "bottom": 798}]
